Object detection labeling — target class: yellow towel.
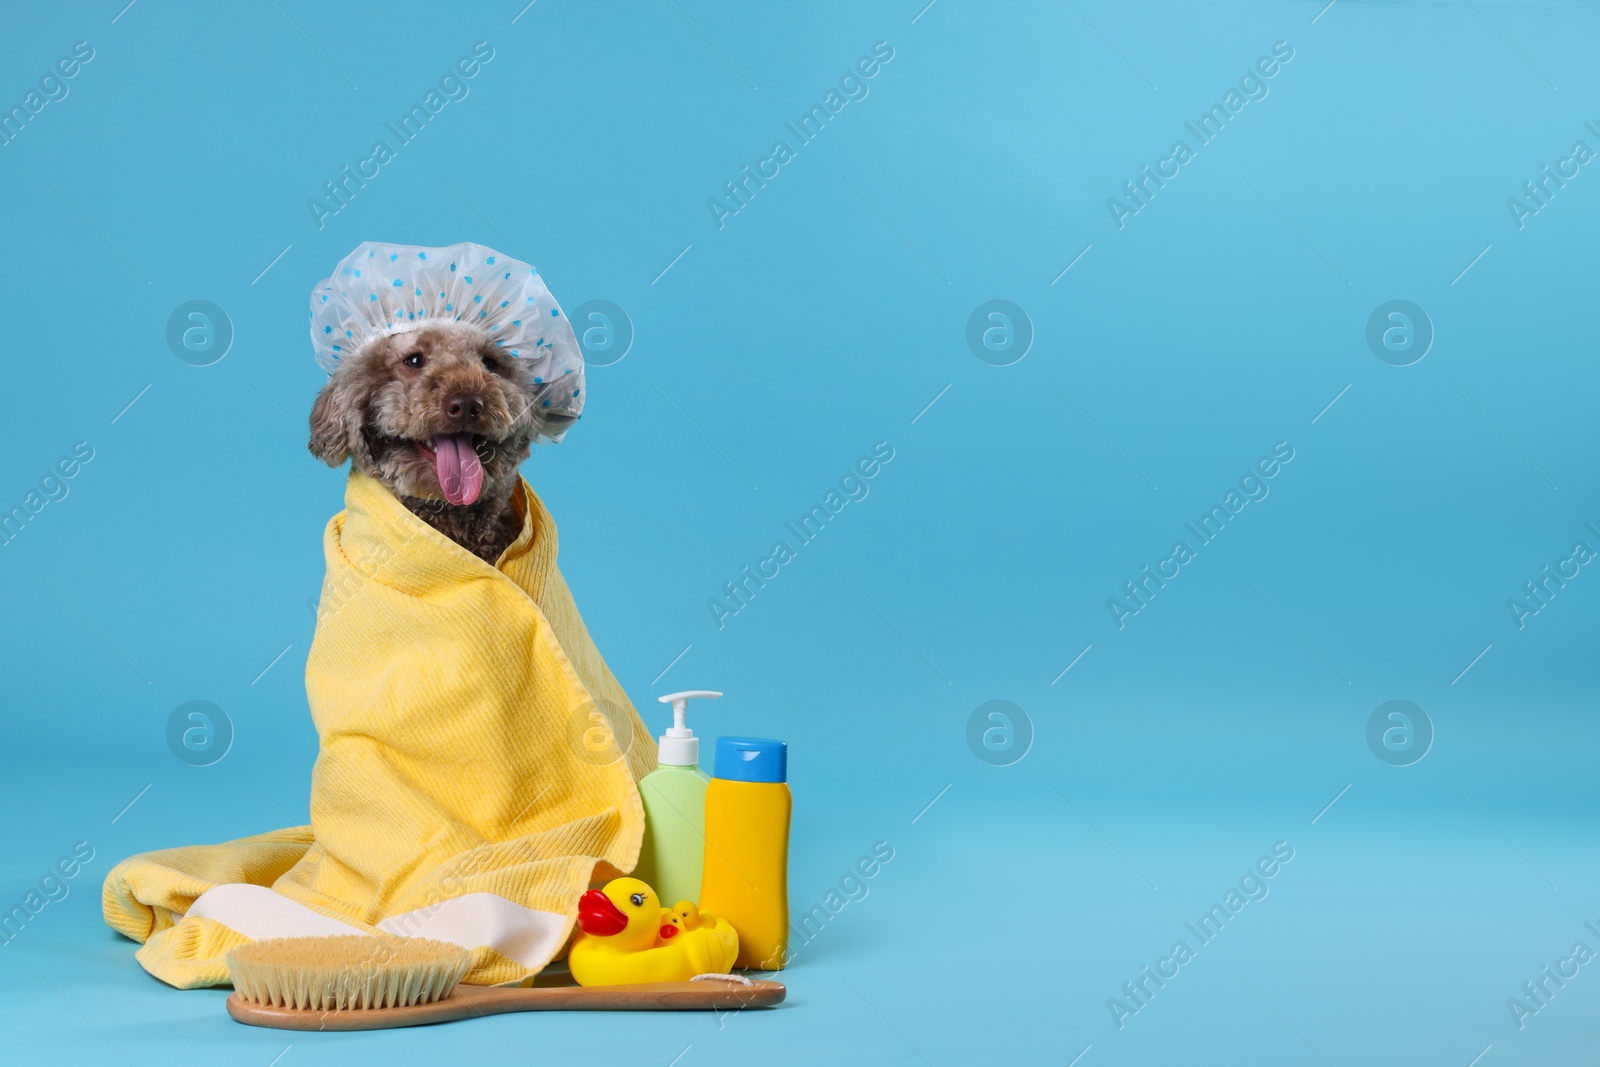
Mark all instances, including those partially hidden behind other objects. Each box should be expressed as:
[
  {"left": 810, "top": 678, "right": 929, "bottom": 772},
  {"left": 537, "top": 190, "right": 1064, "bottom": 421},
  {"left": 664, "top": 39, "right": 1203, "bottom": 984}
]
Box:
[{"left": 103, "top": 469, "right": 655, "bottom": 988}]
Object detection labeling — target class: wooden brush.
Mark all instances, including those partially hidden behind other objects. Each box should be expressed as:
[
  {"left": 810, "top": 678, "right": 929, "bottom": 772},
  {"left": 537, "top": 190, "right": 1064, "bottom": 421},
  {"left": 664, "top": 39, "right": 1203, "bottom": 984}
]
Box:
[{"left": 225, "top": 936, "right": 785, "bottom": 1031}]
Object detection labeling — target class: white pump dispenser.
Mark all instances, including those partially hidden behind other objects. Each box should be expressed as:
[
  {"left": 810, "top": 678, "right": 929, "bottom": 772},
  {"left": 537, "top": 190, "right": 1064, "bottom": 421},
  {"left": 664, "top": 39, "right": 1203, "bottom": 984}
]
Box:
[{"left": 655, "top": 690, "right": 721, "bottom": 767}]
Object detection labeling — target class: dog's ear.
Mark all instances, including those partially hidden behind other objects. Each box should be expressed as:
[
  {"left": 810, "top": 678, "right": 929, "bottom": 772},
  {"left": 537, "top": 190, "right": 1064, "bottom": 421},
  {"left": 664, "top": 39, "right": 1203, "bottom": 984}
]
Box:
[{"left": 308, "top": 376, "right": 360, "bottom": 467}]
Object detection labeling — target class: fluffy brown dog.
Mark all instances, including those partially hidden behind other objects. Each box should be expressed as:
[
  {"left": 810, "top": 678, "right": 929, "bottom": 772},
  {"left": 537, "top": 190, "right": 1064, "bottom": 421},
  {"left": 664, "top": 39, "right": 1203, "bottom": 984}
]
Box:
[{"left": 308, "top": 321, "right": 571, "bottom": 561}]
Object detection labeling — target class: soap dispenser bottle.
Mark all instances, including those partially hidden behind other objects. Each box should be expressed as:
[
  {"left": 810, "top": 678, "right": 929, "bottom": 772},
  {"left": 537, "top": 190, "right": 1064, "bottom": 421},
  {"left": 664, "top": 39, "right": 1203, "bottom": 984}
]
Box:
[{"left": 633, "top": 689, "right": 718, "bottom": 907}]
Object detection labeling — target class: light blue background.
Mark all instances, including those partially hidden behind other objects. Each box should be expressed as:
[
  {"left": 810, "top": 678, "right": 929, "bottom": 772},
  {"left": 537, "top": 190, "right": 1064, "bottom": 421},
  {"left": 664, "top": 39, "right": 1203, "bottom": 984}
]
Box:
[{"left": 2, "top": 0, "right": 1598, "bottom": 1063}]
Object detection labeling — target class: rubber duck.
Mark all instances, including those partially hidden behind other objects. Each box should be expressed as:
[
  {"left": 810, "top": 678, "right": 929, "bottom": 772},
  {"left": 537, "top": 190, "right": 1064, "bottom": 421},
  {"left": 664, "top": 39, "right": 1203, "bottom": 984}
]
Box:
[
  {"left": 569, "top": 877, "right": 739, "bottom": 986},
  {"left": 664, "top": 899, "right": 720, "bottom": 933}
]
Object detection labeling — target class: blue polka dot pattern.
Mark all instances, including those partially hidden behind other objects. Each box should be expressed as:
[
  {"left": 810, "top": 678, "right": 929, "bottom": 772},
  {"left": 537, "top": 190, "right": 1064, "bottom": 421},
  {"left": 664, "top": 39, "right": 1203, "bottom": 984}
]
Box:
[{"left": 308, "top": 241, "right": 585, "bottom": 442}]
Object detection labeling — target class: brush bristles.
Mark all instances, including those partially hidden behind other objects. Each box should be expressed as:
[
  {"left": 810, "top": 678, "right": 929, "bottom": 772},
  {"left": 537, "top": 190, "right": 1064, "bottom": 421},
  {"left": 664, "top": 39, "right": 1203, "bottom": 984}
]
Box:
[{"left": 227, "top": 936, "right": 471, "bottom": 1011}]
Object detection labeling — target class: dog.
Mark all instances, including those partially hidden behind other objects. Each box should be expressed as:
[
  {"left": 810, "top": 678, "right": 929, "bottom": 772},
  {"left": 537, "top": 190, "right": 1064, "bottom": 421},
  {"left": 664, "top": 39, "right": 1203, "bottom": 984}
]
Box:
[{"left": 307, "top": 321, "right": 571, "bottom": 562}]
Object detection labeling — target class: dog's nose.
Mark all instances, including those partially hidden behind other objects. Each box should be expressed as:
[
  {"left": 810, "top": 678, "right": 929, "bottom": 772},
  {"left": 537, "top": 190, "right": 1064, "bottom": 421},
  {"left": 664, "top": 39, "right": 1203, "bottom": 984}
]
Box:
[{"left": 444, "top": 393, "right": 484, "bottom": 422}]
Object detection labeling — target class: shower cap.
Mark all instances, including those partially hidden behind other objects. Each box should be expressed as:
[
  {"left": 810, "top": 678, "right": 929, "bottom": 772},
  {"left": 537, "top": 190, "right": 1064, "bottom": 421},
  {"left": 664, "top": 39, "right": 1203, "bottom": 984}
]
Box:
[{"left": 309, "top": 241, "right": 584, "bottom": 442}]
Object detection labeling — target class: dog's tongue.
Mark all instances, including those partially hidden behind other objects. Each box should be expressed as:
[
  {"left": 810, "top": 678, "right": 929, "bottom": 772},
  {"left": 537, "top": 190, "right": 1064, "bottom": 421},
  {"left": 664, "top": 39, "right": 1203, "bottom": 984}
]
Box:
[{"left": 431, "top": 433, "right": 483, "bottom": 506}]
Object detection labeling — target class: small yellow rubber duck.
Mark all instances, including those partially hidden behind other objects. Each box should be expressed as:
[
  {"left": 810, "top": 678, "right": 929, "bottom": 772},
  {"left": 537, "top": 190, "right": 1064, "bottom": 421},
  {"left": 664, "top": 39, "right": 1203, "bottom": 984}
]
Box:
[
  {"left": 569, "top": 877, "right": 739, "bottom": 987},
  {"left": 663, "top": 899, "right": 720, "bottom": 933}
]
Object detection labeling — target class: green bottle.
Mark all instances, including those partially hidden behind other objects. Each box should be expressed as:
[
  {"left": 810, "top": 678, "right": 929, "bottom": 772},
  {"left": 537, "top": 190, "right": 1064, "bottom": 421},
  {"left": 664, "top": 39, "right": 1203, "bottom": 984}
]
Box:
[{"left": 634, "top": 690, "right": 718, "bottom": 906}]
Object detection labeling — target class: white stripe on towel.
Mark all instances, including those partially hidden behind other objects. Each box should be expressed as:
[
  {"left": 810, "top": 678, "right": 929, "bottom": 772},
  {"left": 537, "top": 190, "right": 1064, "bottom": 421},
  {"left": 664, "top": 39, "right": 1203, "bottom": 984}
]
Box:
[
  {"left": 377, "top": 892, "right": 568, "bottom": 968},
  {"left": 186, "top": 883, "right": 369, "bottom": 940},
  {"left": 185, "top": 884, "right": 567, "bottom": 968}
]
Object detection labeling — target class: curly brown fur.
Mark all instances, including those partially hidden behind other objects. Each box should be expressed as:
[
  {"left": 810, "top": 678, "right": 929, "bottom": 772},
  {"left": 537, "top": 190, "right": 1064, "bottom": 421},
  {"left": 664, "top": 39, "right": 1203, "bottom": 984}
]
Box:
[{"left": 308, "top": 322, "right": 557, "bottom": 562}]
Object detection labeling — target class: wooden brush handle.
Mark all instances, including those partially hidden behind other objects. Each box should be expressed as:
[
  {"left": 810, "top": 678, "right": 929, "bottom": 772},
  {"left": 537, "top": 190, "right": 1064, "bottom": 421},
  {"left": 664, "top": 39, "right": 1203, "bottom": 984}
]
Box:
[{"left": 227, "top": 978, "right": 786, "bottom": 1031}]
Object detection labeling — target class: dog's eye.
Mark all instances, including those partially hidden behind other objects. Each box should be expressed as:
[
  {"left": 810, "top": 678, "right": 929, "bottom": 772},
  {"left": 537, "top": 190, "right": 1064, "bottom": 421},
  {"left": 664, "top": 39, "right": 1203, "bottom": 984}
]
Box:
[
  {"left": 402, "top": 353, "right": 425, "bottom": 369},
  {"left": 481, "top": 355, "right": 498, "bottom": 371}
]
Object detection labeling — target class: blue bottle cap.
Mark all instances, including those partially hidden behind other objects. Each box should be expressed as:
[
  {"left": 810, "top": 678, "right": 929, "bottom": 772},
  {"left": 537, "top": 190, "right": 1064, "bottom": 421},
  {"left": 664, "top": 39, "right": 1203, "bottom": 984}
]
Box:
[{"left": 713, "top": 736, "right": 787, "bottom": 783}]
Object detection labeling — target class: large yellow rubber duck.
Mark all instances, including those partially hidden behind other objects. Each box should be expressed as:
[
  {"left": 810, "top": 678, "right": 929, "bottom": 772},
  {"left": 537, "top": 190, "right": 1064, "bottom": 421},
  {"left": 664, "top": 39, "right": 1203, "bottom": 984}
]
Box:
[{"left": 569, "top": 878, "right": 739, "bottom": 986}]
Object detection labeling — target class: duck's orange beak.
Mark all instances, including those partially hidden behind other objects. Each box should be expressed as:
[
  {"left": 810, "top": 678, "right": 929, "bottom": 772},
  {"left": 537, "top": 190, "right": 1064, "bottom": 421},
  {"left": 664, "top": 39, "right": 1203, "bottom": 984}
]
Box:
[{"left": 577, "top": 890, "right": 629, "bottom": 936}]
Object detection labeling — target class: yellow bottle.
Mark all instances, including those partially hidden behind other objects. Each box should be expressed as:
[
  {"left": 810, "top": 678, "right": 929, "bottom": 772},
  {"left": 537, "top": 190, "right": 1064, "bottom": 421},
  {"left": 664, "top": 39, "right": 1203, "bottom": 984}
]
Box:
[{"left": 698, "top": 736, "right": 790, "bottom": 971}]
